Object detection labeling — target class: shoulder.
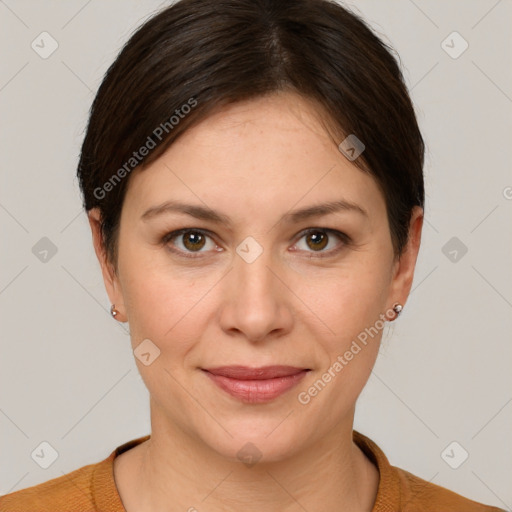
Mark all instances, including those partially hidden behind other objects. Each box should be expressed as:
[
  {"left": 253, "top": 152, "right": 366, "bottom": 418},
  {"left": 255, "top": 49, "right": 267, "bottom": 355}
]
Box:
[
  {"left": 395, "top": 466, "right": 505, "bottom": 512},
  {"left": 0, "top": 436, "right": 149, "bottom": 512},
  {"left": 0, "top": 459, "right": 106, "bottom": 512},
  {"left": 352, "top": 430, "right": 505, "bottom": 512}
]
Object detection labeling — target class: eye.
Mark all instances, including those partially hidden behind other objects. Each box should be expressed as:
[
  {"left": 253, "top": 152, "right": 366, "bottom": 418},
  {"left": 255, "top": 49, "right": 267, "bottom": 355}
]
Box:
[
  {"left": 162, "top": 227, "right": 350, "bottom": 259},
  {"left": 291, "top": 228, "right": 349, "bottom": 258},
  {"left": 162, "top": 229, "right": 220, "bottom": 258}
]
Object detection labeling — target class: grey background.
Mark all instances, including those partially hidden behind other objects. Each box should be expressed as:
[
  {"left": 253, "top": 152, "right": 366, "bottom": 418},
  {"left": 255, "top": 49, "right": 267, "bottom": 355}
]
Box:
[{"left": 1, "top": 0, "right": 511, "bottom": 509}]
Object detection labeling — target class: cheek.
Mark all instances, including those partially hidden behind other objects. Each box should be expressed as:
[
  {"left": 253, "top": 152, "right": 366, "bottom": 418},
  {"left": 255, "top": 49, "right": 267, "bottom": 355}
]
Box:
[
  {"left": 290, "top": 255, "right": 390, "bottom": 395},
  {"left": 118, "top": 246, "right": 217, "bottom": 367},
  {"left": 122, "top": 267, "right": 201, "bottom": 397},
  {"left": 296, "top": 269, "right": 387, "bottom": 412},
  {"left": 292, "top": 257, "right": 390, "bottom": 336},
  {"left": 124, "top": 272, "right": 199, "bottom": 343}
]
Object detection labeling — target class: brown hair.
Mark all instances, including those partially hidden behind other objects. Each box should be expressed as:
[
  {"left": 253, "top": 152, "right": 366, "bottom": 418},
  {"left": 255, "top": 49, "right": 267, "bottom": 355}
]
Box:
[{"left": 77, "top": 0, "right": 425, "bottom": 268}]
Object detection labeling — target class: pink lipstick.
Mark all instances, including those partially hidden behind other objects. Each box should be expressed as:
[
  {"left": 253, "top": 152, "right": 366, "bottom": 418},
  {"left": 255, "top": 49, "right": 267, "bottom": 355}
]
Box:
[{"left": 202, "top": 365, "right": 310, "bottom": 403}]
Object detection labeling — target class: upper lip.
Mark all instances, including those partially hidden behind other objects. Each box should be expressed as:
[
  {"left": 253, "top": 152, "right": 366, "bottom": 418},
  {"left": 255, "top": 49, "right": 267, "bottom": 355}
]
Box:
[{"left": 203, "top": 365, "right": 310, "bottom": 380}]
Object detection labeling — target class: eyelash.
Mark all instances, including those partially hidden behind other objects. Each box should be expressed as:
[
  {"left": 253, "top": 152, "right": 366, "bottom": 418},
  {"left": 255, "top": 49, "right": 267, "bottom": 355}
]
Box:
[{"left": 161, "top": 228, "right": 351, "bottom": 259}]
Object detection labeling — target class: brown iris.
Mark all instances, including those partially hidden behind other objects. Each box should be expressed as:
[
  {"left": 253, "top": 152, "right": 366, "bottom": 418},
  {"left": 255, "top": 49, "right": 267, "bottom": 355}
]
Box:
[
  {"left": 182, "top": 231, "right": 206, "bottom": 251},
  {"left": 305, "top": 231, "right": 328, "bottom": 251}
]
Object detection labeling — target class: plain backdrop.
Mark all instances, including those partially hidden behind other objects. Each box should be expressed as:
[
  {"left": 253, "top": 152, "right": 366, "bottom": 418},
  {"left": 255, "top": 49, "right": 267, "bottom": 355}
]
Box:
[{"left": 1, "top": 0, "right": 511, "bottom": 509}]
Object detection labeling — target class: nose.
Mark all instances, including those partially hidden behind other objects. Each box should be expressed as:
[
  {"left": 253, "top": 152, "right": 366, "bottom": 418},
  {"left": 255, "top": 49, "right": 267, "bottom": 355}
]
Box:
[{"left": 218, "top": 243, "right": 294, "bottom": 343}]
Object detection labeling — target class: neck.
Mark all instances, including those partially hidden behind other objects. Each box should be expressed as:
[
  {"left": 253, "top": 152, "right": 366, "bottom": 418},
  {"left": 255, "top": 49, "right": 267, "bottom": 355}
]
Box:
[{"left": 121, "top": 401, "right": 379, "bottom": 512}]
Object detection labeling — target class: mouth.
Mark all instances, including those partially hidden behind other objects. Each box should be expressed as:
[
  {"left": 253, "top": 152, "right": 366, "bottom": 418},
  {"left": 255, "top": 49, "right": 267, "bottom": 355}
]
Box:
[{"left": 201, "top": 366, "right": 311, "bottom": 403}]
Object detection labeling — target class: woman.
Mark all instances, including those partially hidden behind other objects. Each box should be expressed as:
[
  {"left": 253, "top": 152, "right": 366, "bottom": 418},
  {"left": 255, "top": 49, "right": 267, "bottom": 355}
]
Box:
[{"left": 0, "top": 0, "right": 505, "bottom": 510}]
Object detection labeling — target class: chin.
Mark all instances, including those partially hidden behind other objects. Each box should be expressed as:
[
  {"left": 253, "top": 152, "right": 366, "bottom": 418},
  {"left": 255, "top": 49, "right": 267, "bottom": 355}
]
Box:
[{"left": 196, "top": 417, "right": 307, "bottom": 466}]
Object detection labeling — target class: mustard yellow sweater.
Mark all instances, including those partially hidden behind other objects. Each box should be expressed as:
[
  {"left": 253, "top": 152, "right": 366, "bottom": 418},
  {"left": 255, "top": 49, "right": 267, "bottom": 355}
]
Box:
[{"left": 0, "top": 431, "right": 505, "bottom": 511}]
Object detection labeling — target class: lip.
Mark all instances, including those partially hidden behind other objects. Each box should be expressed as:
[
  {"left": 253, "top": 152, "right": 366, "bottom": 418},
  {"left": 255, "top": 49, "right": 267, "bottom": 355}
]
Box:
[{"left": 202, "top": 366, "right": 310, "bottom": 403}]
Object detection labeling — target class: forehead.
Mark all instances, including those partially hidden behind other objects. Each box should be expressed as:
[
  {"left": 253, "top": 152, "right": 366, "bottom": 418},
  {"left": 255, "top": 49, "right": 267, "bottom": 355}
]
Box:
[{"left": 123, "top": 92, "right": 386, "bottom": 228}]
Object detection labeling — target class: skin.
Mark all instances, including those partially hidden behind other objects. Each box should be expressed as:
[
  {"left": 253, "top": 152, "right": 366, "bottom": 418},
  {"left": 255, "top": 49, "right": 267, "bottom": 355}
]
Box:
[{"left": 89, "top": 91, "right": 423, "bottom": 512}]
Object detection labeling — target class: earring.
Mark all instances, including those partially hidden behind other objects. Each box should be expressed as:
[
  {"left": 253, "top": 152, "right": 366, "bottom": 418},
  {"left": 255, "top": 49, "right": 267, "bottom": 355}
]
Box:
[
  {"left": 110, "top": 304, "right": 119, "bottom": 319},
  {"left": 392, "top": 303, "right": 403, "bottom": 319}
]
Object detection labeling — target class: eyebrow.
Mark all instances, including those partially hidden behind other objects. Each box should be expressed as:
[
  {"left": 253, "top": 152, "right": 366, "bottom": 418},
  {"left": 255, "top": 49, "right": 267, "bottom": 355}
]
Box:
[{"left": 141, "top": 198, "right": 368, "bottom": 225}]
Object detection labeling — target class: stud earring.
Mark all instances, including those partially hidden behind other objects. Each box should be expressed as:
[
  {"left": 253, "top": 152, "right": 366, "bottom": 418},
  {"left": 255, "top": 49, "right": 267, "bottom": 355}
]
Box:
[
  {"left": 110, "top": 304, "right": 119, "bottom": 319},
  {"left": 392, "top": 303, "right": 403, "bottom": 319}
]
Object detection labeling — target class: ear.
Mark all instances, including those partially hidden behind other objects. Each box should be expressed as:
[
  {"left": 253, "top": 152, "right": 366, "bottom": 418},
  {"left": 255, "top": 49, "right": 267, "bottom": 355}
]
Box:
[
  {"left": 88, "top": 208, "right": 127, "bottom": 322},
  {"left": 386, "top": 206, "right": 424, "bottom": 314}
]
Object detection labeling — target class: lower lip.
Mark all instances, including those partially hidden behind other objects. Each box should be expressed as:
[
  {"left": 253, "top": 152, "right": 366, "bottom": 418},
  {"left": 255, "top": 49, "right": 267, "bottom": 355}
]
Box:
[{"left": 203, "top": 370, "right": 309, "bottom": 404}]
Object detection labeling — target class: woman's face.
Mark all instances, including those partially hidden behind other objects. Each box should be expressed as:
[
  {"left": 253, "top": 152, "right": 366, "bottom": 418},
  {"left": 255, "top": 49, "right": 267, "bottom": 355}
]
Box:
[{"left": 91, "top": 92, "right": 422, "bottom": 463}]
